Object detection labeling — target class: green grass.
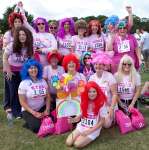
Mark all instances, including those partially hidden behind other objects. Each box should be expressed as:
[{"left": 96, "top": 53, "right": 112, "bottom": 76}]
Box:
[{"left": 0, "top": 72, "right": 148, "bottom": 150}]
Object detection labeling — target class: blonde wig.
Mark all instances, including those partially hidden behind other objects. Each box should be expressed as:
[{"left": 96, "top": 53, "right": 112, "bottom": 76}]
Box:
[{"left": 115, "top": 54, "right": 137, "bottom": 85}]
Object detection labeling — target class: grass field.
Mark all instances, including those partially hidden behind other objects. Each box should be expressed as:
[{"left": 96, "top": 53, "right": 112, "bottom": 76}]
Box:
[{"left": 0, "top": 72, "right": 148, "bottom": 150}]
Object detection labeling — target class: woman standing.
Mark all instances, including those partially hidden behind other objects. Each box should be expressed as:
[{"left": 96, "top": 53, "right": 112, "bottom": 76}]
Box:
[
  {"left": 112, "top": 20, "right": 141, "bottom": 72},
  {"left": 57, "top": 18, "right": 75, "bottom": 56},
  {"left": 18, "top": 59, "right": 50, "bottom": 133},
  {"left": 3, "top": 26, "right": 33, "bottom": 118},
  {"left": 3, "top": 12, "right": 24, "bottom": 49},
  {"left": 88, "top": 20, "right": 105, "bottom": 53},
  {"left": 32, "top": 17, "right": 57, "bottom": 66},
  {"left": 115, "top": 55, "right": 141, "bottom": 112},
  {"left": 71, "top": 19, "right": 89, "bottom": 58}
]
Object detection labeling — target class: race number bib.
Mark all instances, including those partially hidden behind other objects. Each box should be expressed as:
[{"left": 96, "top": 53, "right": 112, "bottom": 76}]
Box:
[
  {"left": 118, "top": 82, "right": 133, "bottom": 94},
  {"left": 92, "top": 39, "right": 104, "bottom": 50},
  {"left": 31, "top": 86, "right": 47, "bottom": 98},
  {"left": 118, "top": 40, "right": 130, "bottom": 53},
  {"left": 81, "top": 117, "right": 97, "bottom": 127},
  {"left": 76, "top": 42, "right": 88, "bottom": 52},
  {"left": 62, "top": 41, "right": 71, "bottom": 49}
]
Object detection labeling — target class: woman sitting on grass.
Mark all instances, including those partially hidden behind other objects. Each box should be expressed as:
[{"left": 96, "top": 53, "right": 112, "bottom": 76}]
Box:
[
  {"left": 66, "top": 81, "right": 107, "bottom": 148},
  {"left": 18, "top": 59, "right": 50, "bottom": 133}
]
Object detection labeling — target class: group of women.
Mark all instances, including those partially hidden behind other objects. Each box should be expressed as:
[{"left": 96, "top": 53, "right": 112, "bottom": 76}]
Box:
[{"left": 2, "top": 2, "right": 143, "bottom": 148}]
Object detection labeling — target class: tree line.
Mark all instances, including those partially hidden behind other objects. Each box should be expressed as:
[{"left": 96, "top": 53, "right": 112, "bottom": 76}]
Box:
[{"left": 0, "top": 5, "right": 149, "bottom": 34}]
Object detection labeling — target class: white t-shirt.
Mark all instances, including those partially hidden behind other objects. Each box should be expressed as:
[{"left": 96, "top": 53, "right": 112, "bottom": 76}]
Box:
[
  {"left": 57, "top": 34, "right": 72, "bottom": 56},
  {"left": 3, "top": 30, "right": 14, "bottom": 49},
  {"left": 76, "top": 104, "right": 107, "bottom": 140},
  {"left": 18, "top": 79, "right": 48, "bottom": 111},
  {"left": 89, "top": 71, "right": 117, "bottom": 105},
  {"left": 140, "top": 31, "right": 149, "bottom": 50},
  {"left": 43, "top": 65, "right": 65, "bottom": 93},
  {"left": 80, "top": 104, "right": 107, "bottom": 128},
  {"left": 33, "top": 32, "right": 57, "bottom": 66},
  {"left": 134, "top": 33, "right": 142, "bottom": 48},
  {"left": 116, "top": 73, "right": 141, "bottom": 100},
  {"left": 88, "top": 34, "right": 105, "bottom": 52},
  {"left": 71, "top": 35, "right": 89, "bottom": 57}
]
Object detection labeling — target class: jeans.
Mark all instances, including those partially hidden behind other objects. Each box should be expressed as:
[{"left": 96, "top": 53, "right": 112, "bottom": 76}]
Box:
[{"left": 3, "top": 72, "right": 21, "bottom": 117}]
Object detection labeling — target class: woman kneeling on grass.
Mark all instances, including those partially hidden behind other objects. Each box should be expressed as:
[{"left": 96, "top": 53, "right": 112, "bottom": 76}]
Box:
[
  {"left": 115, "top": 55, "right": 141, "bottom": 112},
  {"left": 66, "top": 81, "right": 107, "bottom": 148},
  {"left": 18, "top": 59, "right": 51, "bottom": 133}
]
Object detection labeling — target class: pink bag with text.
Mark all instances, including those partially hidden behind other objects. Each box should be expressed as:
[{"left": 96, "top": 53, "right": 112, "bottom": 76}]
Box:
[
  {"left": 115, "top": 110, "right": 134, "bottom": 134},
  {"left": 130, "top": 108, "right": 145, "bottom": 130},
  {"left": 54, "top": 117, "right": 73, "bottom": 134},
  {"left": 37, "top": 116, "right": 55, "bottom": 137}
]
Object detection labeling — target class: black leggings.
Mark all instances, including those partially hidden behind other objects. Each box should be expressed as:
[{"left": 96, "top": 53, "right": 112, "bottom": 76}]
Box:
[
  {"left": 22, "top": 106, "right": 45, "bottom": 133},
  {"left": 118, "top": 99, "right": 138, "bottom": 114}
]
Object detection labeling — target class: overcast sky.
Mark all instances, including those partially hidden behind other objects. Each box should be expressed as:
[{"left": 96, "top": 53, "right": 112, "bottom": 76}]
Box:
[{"left": 0, "top": 0, "right": 149, "bottom": 20}]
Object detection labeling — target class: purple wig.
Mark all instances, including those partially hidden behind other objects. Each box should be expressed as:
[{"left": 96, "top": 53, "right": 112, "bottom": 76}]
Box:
[
  {"left": 33, "top": 17, "right": 49, "bottom": 33},
  {"left": 57, "top": 18, "right": 75, "bottom": 39}
]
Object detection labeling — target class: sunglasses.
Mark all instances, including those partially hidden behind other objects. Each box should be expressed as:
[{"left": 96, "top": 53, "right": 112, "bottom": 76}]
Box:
[
  {"left": 84, "top": 57, "right": 91, "bottom": 60},
  {"left": 118, "top": 27, "right": 127, "bottom": 30},
  {"left": 37, "top": 23, "right": 45, "bottom": 26},
  {"left": 50, "top": 26, "right": 57, "bottom": 29},
  {"left": 122, "top": 63, "right": 132, "bottom": 66}
]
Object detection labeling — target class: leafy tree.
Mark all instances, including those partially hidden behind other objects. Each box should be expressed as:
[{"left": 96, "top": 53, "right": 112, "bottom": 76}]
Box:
[
  {"left": 0, "top": 4, "right": 34, "bottom": 34},
  {"left": 97, "top": 15, "right": 107, "bottom": 26}
]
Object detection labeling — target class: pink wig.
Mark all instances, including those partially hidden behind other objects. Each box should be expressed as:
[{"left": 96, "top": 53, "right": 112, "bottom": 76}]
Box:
[
  {"left": 57, "top": 18, "right": 75, "bottom": 39},
  {"left": 92, "top": 51, "right": 112, "bottom": 65},
  {"left": 33, "top": 17, "right": 49, "bottom": 33}
]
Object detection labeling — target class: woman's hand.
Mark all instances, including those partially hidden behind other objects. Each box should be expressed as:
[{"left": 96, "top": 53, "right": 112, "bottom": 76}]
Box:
[
  {"left": 108, "top": 106, "right": 114, "bottom": 118},
  {"left": 126, "top": 6, "right": 132, "bottom": 14},
  {"left": 6, "top": 71, "right": 14, "bottom": 80},
  {"left": 68, "top": 117, "right": 75, "bottom": 124},
  {"left": 43, "top": 109, "right": 49, "bottom": 117},
  {"left": 34, "top": 48, "right": 42, "bottom": 53},
  {"left": 32, "top": 111, "right": 43, "bottom": 119},
  {"left": 128, "top": 103, "right": 134, "bottom": 111}
]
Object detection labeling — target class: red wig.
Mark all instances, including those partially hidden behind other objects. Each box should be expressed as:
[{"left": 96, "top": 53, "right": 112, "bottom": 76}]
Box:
[
  {"left": 81, "top": 81, "right": 106, "bottom": 117},
  {"left": 47, "top": 51, "right": 62, "bottom": 63},
  {"left": 8, "top": 12, "right": 23, "bottom": 28},
  {"left": 62, "top": 53, "right": 80, "bottom": 71},
  {"left": 88, "top": 20, "right": 101, "bottom": 35}
]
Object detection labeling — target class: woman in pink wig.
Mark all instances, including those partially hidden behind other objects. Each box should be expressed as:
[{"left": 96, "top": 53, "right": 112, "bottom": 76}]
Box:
[{"left": 89, "top": 52, "right": 118, "bottom": 128}]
